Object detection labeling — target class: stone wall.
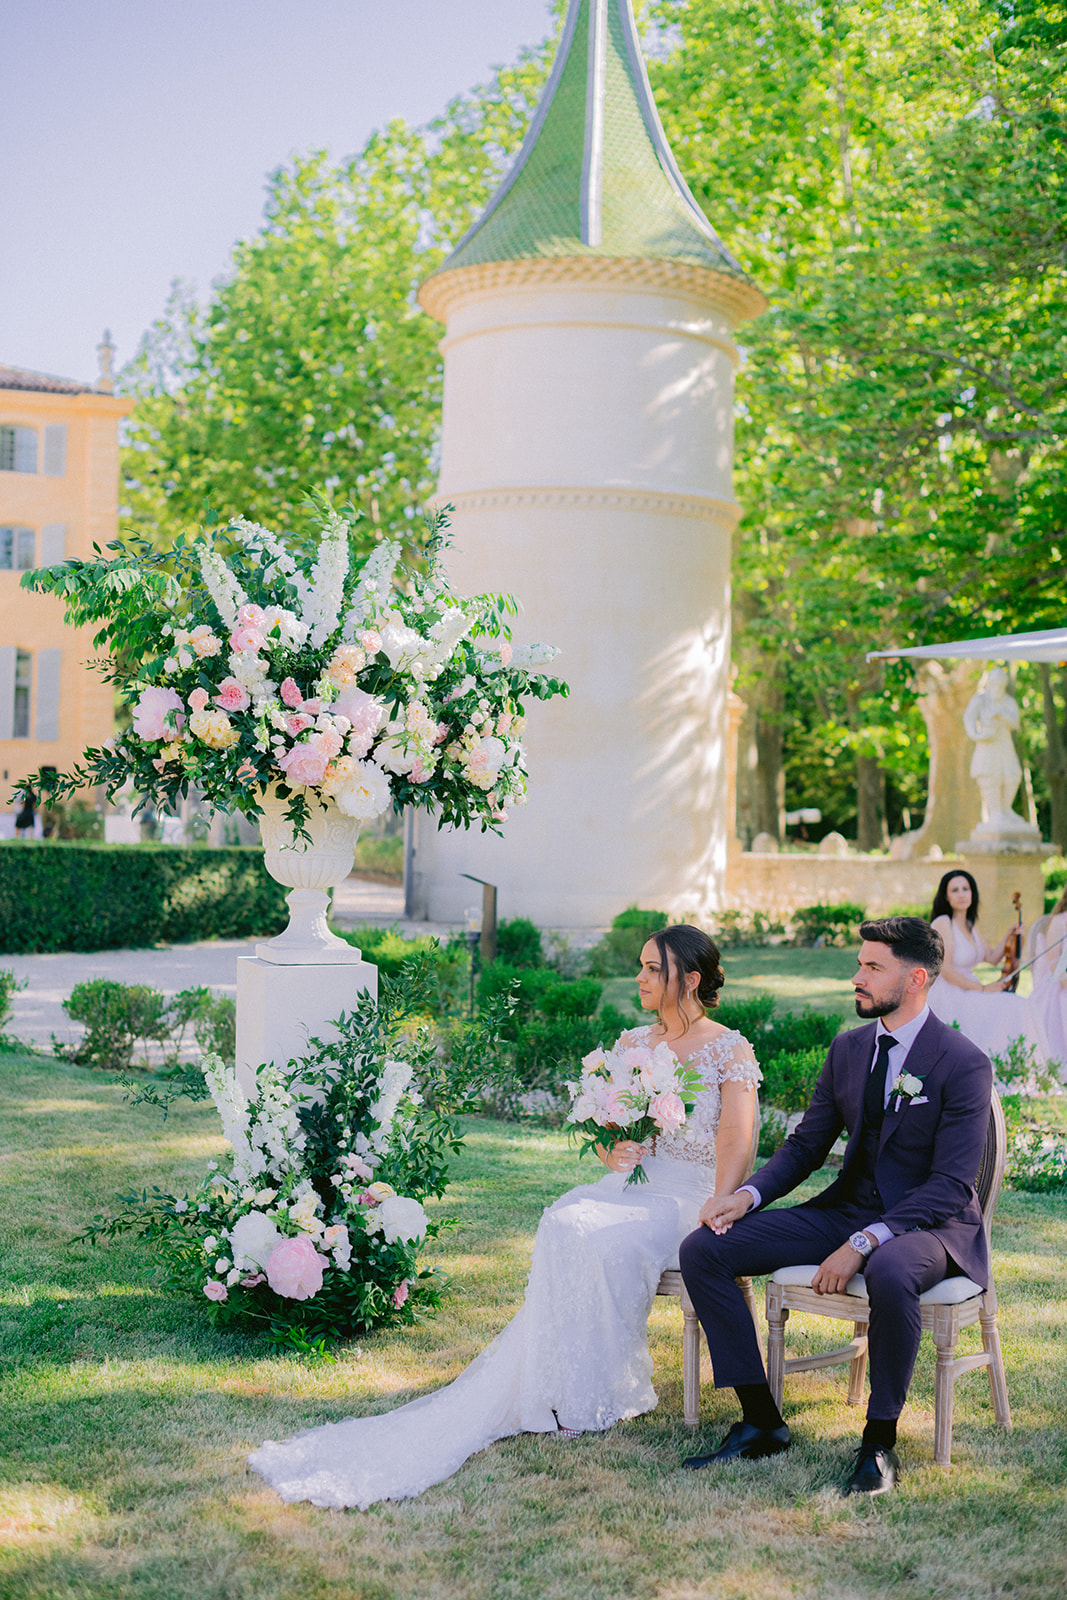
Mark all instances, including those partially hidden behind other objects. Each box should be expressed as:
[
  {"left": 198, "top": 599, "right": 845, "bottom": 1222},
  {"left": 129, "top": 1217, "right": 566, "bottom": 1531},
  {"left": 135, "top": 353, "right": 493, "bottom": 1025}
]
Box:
[{"left": 725, "top": 851, "right": 1050, "bottom": 936}]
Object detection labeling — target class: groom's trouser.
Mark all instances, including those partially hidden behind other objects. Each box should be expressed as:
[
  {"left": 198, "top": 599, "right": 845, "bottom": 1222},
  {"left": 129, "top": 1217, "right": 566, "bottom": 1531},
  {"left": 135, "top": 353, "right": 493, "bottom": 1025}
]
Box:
[{"left": 679, "top": 1205, "right": 952, "bottom": 1420}]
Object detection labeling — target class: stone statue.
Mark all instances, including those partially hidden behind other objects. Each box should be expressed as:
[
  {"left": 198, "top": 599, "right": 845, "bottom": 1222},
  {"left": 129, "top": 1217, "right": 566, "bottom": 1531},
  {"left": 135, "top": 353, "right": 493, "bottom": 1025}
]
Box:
[{"left": 962, "top": 667, "right": 1028, "bottom": 833}]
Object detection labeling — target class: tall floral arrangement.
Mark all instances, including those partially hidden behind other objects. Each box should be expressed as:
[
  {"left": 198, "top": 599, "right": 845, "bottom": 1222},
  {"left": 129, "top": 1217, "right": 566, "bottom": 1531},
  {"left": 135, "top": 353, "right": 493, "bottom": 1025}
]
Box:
[
  {"left": 21, "top": 497, "right": 566, "bottom": 831},
  {"left": 83, "top": 959, "right": 516, "bottom": 1349}
]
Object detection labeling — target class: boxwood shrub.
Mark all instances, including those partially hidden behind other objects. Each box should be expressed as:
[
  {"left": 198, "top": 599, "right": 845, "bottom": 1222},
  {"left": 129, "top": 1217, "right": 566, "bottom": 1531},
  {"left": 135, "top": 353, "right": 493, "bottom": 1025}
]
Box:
[{"left": 0, "top": 842, "right": 288, "bottom": 952}]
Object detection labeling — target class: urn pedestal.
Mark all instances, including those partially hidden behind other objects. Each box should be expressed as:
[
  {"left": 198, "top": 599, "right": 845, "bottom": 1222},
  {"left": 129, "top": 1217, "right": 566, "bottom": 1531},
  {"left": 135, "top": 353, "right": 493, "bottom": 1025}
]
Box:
[{"left": 235, "top": 787, "right": 377, "bottom": 1096}]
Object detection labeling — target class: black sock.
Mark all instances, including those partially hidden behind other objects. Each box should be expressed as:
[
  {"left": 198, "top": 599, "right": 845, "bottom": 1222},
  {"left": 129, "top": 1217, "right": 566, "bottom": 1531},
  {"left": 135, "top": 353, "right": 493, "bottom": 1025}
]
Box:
[
  {"left": 735, "top": 1383, "right": 785, "bottom": 1432},
  {"left": 862, "top": 1416, "right": 897, "bottom": 1451}
]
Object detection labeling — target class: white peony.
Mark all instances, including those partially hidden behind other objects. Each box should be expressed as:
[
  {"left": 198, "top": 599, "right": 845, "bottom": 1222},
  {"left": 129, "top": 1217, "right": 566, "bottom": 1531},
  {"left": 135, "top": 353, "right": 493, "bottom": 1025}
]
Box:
[
  {"left": 334, "top": 759, "right": 391, "bottom": 821},
  {"left": 229, "top": 1210, "right": 283, "bottom": 1272},
  {"left": 376, "top": 1195, "right": 428, "bottom": 1245}
]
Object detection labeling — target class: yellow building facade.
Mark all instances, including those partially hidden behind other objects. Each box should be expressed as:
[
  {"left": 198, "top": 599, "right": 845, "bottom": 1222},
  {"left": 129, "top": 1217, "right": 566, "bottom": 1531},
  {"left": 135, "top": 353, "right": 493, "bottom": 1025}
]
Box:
[{"left": 0, "top": 359, "right": 131, "bottom": 804}]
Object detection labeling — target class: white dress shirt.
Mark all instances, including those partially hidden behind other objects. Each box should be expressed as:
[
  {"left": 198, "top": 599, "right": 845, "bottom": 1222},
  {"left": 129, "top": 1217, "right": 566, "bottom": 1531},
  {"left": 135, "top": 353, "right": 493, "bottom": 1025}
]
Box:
[{"left": 737, "top": 1005, "right": 932, "bottom": 1247}]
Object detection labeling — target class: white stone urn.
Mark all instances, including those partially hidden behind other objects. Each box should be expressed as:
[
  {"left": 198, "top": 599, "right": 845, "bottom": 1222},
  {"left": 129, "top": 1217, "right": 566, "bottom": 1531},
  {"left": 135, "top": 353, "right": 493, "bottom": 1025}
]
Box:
[{"left": 255, "top": 785, "right": 364, "bottom": 965}]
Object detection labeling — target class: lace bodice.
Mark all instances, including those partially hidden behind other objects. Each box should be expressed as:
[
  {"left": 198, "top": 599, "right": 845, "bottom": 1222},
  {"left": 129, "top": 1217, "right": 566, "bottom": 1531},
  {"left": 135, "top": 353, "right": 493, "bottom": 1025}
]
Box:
[{"left": 625, "top": 1024, "right": 761, "bottom": 1167}]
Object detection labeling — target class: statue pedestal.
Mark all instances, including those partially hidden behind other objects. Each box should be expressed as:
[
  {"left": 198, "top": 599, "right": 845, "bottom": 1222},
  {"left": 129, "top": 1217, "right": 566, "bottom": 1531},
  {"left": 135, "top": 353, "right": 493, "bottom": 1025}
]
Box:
[
  {"left": 235, "top": 955, "right": 378, "bottom": 1098},
  {"left": 954, "top": 846, "right": 1055, "bottom": 941}
]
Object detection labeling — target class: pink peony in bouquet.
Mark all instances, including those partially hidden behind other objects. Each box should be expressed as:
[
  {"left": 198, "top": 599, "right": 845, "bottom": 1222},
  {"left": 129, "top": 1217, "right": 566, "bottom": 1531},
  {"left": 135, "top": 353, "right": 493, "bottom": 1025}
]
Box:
[{"left": 565, "top": 1039, "right": 705, "bottom": 1184}]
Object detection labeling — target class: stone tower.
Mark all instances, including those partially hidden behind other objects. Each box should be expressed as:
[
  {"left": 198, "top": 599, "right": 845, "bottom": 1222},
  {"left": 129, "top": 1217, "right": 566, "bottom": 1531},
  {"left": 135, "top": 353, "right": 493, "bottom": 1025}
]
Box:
[{"left": 408, "top": 0, "right": 765, "bottom": 927}]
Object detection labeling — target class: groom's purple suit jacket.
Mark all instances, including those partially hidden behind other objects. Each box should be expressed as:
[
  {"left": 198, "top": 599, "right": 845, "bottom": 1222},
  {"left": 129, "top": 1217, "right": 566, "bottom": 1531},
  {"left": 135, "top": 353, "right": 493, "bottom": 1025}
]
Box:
[{"left": 747, "top": 1012, "right": 993, "bottom": 1288}]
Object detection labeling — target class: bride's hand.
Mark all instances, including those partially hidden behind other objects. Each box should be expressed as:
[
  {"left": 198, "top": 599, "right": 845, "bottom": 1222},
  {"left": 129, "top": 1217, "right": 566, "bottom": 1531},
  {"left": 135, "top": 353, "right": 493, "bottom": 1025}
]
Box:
[{"left": 604, "top": 1141, "right": 647, "bottom": 1174}]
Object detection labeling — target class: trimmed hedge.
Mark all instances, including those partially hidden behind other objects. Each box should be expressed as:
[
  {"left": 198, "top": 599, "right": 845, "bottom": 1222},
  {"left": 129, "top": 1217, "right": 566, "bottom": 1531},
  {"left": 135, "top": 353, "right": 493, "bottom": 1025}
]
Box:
[{"left": 0, "top": 842, "right": 289, "bottom": 952}]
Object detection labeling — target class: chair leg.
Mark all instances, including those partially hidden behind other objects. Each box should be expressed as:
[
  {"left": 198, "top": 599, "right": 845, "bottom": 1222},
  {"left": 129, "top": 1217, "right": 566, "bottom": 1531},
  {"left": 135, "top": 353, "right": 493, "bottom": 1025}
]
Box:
[
  {"left": 932, "top": 1306, "right": 959, "bottom": 1468},
  {"left": 846, "top": 1322, "right": 869, "bottom": 1406},
  {"left": 681, "top": 1284, "right": 701, "bottom": 1427},
  {"left": 737, "top": 1275, "right": 760, "bottom": 1338},
  {"left": 979, "top": 1292, "right": 1013, "bottom": 1431},
  {"left": 765, "top": 1285, "right": 787, "bottom": 1411}
]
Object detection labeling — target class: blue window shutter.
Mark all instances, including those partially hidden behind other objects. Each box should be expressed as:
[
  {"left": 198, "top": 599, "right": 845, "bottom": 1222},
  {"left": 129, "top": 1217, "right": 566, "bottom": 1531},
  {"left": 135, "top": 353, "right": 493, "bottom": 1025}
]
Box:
[
  {"left": 34, "top": 649, "right": 61, "bottom": 742},
  {"left": 40, "top": 524, "right": 66, "bottom": 566},
  {"left": 43, "top": 425, "right": 66, "bottom": 477},
  {"left": 15, "top": 428, "right": 38, "bottom": 473},
  {"left": 0, "top": 647, "right": 15, "bottom": 742}
]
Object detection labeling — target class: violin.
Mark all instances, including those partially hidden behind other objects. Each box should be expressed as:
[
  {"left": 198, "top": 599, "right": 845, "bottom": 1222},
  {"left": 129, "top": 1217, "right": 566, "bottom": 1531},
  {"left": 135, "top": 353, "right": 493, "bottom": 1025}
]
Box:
[{"left": 1001, "top": 891, "right": 1023, "bottom": 993}]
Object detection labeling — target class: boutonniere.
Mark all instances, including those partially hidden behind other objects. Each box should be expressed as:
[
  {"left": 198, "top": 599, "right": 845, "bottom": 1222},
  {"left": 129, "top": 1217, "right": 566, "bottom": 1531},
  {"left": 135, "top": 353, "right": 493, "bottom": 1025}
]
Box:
[{"left": 893, "top": 1071, "right": 928, "bottom": 1107}]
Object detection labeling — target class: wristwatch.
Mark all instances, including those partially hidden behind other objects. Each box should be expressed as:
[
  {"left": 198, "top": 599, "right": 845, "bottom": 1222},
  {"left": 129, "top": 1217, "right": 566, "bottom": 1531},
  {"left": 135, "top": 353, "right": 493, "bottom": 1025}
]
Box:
[{"left": 848, "top": 1230, "right": 875, "bottom": 1257}]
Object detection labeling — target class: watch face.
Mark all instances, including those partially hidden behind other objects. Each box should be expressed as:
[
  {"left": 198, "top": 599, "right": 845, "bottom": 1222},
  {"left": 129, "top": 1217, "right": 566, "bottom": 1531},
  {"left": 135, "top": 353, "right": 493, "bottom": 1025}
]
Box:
[{"left": 850, "top": 1232, "right": 872, "bottom": 1254}]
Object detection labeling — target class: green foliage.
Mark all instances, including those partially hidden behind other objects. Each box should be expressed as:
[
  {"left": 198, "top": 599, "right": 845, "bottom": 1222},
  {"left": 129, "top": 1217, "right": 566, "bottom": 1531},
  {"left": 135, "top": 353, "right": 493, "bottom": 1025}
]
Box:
[
  {"left": 792, "top": 903, "right": 865, "bottom": 947},
  {"left": 56, "top": 980, "right": 237, "bottom": 1077},
  {"left": 1003, "top": 1095, "right": 1067, "bottom": 1194},
  {"left": 587, "top": 907, "right": 670, "bottom": 977},
  {"left": 494, "top": 916, "right": 545, "bottom": 968},
  {"left": 1044, "top": 857, "right": 1067, "bottom": 911},
  {"left": 0, "top": 967, "right": 29, "bottom": 1054},
  {"left": 718, "top": 990, "right": 842, "bottom": 1115},
  {"left": 351, "top": 832, "right": 403, "bottom": 881},
  {"left": 712, "top": 909, "right": 786, "bottom": 948},
  {"left": 0, "top": 843, "right": 288, "bottom": 953}
]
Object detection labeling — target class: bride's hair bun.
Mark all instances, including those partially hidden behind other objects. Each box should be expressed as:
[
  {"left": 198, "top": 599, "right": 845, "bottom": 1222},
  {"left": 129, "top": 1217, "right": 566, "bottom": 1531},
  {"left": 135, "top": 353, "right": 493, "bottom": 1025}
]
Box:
[{"left": 653, "top": 925, "right": 725, "bottom": 1012}]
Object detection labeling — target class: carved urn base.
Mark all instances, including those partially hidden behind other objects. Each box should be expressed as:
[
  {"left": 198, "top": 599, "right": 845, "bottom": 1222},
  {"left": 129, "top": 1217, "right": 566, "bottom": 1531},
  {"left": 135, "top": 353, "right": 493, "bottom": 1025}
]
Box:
[{"left": 256, "top": 785, "right": 363, "bottom": 965}]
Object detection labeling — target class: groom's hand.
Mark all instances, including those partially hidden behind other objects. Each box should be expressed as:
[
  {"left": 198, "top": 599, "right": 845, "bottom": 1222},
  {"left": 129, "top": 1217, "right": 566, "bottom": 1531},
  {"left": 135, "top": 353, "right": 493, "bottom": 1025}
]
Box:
[
  {"left": 812, "top": 1243, "right": 865, "bottom": 1294},
  {"left": 698, "top": 1191, "right": 754, "bottom": 1234}
]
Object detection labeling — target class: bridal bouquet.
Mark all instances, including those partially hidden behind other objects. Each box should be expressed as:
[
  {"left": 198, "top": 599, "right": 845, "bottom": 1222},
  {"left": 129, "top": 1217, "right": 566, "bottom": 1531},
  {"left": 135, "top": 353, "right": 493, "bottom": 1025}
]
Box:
[
  {"left": 21, "top": 496, "right": 566, "bottom": 833},
  {"left": 565, "top": 1039, "right": 705, "bottom": 1184}
]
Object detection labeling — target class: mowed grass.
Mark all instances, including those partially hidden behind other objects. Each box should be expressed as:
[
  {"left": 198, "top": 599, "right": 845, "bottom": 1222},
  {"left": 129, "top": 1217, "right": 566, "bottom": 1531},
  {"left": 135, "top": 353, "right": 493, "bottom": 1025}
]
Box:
[
  {"left": 601, "top": 945, "right": 861, "bottom": 1026},
  {"left": 1, "top": 1047, "right": 1066, "bottom": 1600}
]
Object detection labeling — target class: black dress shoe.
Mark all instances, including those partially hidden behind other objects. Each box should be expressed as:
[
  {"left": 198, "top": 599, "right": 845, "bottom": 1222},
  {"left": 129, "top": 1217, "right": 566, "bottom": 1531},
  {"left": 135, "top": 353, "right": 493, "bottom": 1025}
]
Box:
[
  {"left": 683, "top": 1420, "right": 791, "bottom": 1468},
  {"left": 843, "top": 1444, "right": 899, "bottom": 1495}
]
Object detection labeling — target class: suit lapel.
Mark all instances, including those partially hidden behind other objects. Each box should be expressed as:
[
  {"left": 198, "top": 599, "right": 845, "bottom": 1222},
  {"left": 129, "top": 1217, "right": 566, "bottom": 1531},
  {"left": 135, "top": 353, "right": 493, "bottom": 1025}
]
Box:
[
  {"left": 838, "top": 1022, "right": 876, "bottom": 1166},
  {"left": 879, "top": 1012, "right": 947, "bottom": 1146}
]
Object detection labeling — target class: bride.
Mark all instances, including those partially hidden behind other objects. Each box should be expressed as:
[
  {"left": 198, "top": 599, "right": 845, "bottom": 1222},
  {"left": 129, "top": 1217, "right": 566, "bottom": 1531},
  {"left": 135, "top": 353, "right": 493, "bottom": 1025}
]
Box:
[
  {"left": 248, "top": 923, "right": 760, "bottom": 1508},
  {"left": 927, "top": 869, "right": 1047, "bottom": 1062}
]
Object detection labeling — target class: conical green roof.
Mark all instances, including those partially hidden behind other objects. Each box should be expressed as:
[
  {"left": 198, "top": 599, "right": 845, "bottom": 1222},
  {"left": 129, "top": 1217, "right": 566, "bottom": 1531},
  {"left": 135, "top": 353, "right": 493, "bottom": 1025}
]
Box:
[{"left": 435, "top": 0, "right": 749, "bottom": 279}]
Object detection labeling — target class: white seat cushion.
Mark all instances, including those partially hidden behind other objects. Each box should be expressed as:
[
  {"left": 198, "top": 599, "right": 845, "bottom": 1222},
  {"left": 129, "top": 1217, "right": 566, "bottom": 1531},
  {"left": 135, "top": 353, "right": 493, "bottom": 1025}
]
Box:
[{"left": 770, "top": 1264, "right": 984, "bottom": 1305}]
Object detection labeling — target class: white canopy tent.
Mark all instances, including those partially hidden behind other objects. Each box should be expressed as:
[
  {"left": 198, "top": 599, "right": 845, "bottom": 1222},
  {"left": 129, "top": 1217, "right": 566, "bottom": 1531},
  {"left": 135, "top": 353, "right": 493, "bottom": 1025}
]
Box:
[{"left": 869, "top": 627, "right": 1067, "bottom": 665}]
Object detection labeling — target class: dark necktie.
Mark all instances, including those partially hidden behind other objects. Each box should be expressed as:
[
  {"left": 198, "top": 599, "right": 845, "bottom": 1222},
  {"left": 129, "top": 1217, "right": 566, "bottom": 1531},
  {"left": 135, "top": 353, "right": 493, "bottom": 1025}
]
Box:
[{"left": 865, "top": 1033, "right": 897, "bottom": 1129}]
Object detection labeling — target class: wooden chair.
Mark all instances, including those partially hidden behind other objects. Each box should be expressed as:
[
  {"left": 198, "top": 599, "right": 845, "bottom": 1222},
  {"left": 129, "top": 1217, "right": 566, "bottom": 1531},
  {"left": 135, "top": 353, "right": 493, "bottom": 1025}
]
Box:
[
  {"left": 655, "top": 1092, "right": 761, "bottom": 1426},
  {"left": 764, "top": 1093, "right": 1012, "bottom": 1465}
]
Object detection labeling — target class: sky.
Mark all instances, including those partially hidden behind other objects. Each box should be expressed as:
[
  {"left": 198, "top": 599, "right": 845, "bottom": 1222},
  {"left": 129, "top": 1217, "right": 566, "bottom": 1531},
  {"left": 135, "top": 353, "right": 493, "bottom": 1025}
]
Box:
[{"left": 0, "top": 0, "right": 554, "bottom": 386}]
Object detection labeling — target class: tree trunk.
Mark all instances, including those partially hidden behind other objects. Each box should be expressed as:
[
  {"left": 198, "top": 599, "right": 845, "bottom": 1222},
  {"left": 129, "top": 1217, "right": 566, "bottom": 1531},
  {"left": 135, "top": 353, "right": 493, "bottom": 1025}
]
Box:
[
  {"left": 855, "top": 752, "right": 888, "bottom": 852},
  {"left": 1039, "top": 664, "right": 1067, "bottom": 850},
  {"left": 755, "top": 688, "right": 785, "bottom": 840}
]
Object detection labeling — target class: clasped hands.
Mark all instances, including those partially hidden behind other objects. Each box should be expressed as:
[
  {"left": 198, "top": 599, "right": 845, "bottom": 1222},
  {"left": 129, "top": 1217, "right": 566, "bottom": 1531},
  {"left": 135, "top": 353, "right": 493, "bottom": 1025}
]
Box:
[{"left": 697, "top": 1191, "right": 868, "bottom": 1293}]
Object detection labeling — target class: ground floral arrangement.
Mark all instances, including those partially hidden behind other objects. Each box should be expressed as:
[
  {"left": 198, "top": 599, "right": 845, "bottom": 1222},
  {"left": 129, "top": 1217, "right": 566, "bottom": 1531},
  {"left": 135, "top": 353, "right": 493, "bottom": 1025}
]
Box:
[
  {"left": 85, "top": 961, "right": 513, "bottom": 1350},
  {"left": 22, "top": 495, "right": 566, "bottom": 833}
]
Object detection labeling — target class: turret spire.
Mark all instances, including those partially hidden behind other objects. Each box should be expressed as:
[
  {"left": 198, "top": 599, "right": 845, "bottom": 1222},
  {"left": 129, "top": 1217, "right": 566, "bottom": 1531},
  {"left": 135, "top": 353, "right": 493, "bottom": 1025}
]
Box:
[{"left": 436, "top": 0, "right": 750, "bottom": 280}]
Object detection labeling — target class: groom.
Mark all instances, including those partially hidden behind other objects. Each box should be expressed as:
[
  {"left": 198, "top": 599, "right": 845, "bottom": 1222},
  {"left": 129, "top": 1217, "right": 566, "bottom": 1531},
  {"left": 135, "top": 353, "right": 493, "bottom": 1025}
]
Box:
[{"left": 679, "top": 916, "right": 992, "bottom": 1495}]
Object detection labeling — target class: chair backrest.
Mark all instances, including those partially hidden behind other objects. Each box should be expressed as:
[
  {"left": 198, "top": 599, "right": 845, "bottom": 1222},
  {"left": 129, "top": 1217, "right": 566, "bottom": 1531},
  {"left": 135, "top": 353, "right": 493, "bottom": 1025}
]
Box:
[
  {"left": 1023, "top": 912, "right": 1053, "bottom": 971},
  {"left": 974, "top": 1089, "right": 1007, "bottom": 1240}
]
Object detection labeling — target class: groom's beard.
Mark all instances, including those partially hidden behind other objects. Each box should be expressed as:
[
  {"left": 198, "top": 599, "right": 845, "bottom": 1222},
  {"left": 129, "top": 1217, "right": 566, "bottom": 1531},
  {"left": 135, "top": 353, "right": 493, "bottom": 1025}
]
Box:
[{"left": 854, "top": 981, "right": 908, "bottom": 1019}]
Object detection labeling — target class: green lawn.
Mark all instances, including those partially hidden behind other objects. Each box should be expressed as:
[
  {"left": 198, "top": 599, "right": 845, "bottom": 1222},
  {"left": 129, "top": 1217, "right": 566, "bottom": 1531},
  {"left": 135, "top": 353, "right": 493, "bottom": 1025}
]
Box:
[
  {"left": 601, "top": 945, "right": 860, "bottom": 1025},
  {"left": 2, "top": 1047, "right": 1066, "bottom": 1600}
]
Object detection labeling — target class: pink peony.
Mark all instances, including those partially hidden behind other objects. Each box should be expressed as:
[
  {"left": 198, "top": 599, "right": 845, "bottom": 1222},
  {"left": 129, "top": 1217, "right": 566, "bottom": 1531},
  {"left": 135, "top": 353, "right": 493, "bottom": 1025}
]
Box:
[
  {"left": 280, "top": 677, "right": 304, "bottom": 709},
  {"left": 435, "top": 721, "right": 451, "bottom": 746},
  {"left": 308, "top": 727, "right": 343, "bottom": 760},
  {"left": 601, "top": 1088, "right": 637, "bottom": 1127},
  {"left": 333, "top": 688, "right": 385, "bottom": 758},
  {"left": 203, "top": 1279, "right": 228, "bottom": 1302},
  {"left": 229, "top": 624, "right": 265, "bottom": 654},
  {"left": 302, "top": 697, "right": 323, "bottom": 715},
  {"left": 649, "top": 1091, "right": 686, "bottom": 1133},
  {"left": 133, "top": 686, "right": 185, "bottom": 742},
  {"left": 215, "top": 677, "right": 251, "bottom": 713},
  {"left": 240, "top": 1273, "right": 265, "bottom": 1288},
  {"left": 237, "top": 603, "right": 266, "bottom": 627},
  {"left": 393, "top": 1280, "right": 410, "bottom": 1309},
  {"left": 277, "top": 745, "right": 329, "bottom": 788},
  {"left": 265, "top": 1235, "right": 329, "bottom": 1301},
  {"left": 188, "top": 687, "right": 210, "bottom": 713},
  {"left": 286, "top": 713, "right": 314, "bottom": 736}
]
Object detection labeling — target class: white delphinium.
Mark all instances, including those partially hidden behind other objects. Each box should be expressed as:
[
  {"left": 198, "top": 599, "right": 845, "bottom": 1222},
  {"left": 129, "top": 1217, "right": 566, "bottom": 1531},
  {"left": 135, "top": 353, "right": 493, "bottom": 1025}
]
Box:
[
  {"left": 343, "top": 541, "right": 400, "bottom": 636},
  {"left": 302, "top": 512, "right": 351, "bottom": 648},
  {"left": 509, "top": 642, "right": 560, "bottom": 671},
  {"left": 201, "top": 1054, "right": 262, "bottom": 1181},
  {"left": 247, "top": 1065, "right": 309, "bottom": 1178},
  {"left": 199, "top": 546, "right": 248, "bottom": 630},
  {"left": 231, "top": 517, "right": 298, "bottom": 582},
  {"left": 428, "top": 606, "right": 472, "bottom": 654},
  {"left": 367, "top": 1059, "right": 421, "bottom": 1155}
]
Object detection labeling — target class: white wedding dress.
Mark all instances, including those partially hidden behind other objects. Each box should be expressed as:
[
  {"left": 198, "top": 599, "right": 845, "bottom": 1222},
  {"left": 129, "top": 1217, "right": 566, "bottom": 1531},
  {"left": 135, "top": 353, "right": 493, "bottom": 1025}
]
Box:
[
  {"left": 247, "top": 1026, "right": 760, "bottom": 1508},
  {"left": 928, "top": 920, "right": 1049, "bottom": 1064}
]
